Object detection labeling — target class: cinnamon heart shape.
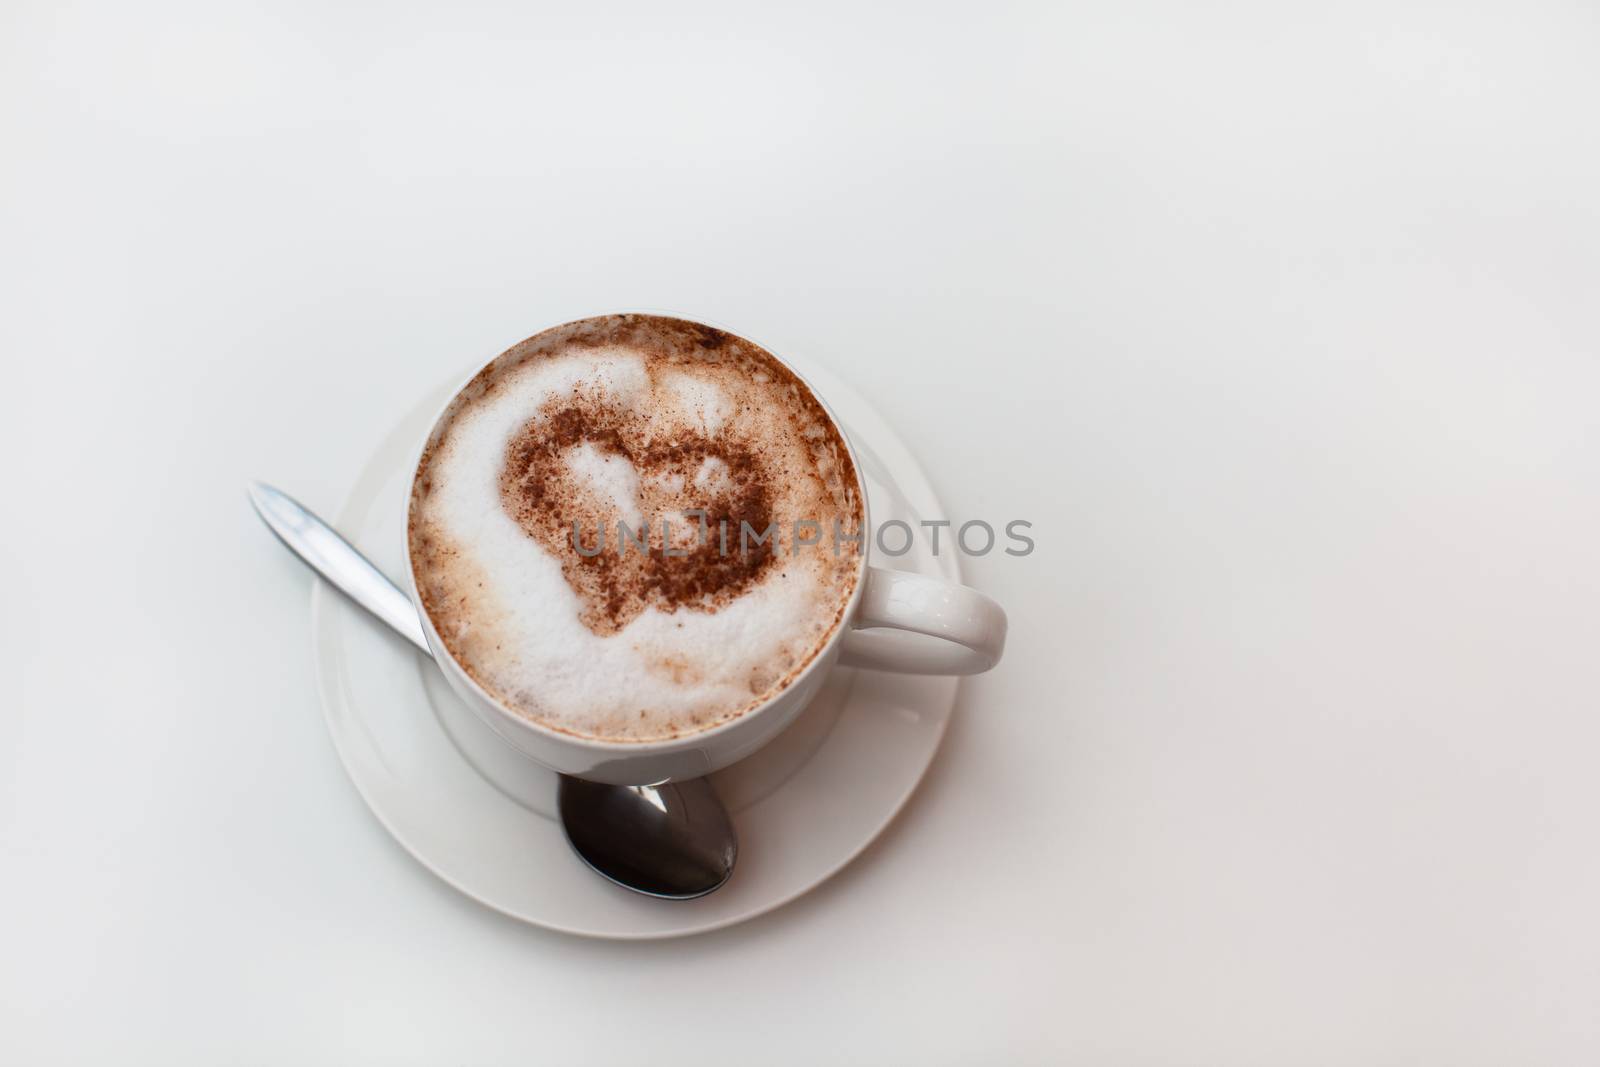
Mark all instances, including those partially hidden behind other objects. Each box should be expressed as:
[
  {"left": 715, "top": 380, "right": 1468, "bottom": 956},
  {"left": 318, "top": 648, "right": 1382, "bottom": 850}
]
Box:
[{"left": 500, "top": 385, "right": 778, "bottom": 636}]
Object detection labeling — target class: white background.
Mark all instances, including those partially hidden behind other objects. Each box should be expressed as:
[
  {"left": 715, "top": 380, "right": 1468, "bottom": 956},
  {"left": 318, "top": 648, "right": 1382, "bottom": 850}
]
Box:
[{"left": 4, "top": 1, "right": 1599, "bottom": 1063}]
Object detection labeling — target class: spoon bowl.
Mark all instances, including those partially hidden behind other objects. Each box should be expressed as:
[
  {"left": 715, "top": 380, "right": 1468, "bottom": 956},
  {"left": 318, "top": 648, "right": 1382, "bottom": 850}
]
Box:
[{"left": 559, "top": 776, "right": 736, "bottom": 899}]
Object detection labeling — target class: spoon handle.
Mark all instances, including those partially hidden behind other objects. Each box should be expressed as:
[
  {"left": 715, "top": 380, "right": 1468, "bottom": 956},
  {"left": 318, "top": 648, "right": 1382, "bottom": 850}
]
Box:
[{"left": 248, "top": 481, "right": 432, "bottom": 656}]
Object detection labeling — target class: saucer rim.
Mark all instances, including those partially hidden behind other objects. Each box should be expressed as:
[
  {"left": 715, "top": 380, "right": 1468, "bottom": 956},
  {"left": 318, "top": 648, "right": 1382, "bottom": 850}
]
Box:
[{"left": 310, "top": 351, "right": 961, "bottom": 939}]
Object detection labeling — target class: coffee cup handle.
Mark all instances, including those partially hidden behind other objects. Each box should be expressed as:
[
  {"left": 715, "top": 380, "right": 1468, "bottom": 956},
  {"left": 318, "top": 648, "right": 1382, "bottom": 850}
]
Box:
[{"left": 837, "top": 566, "right": 1007, "bottom": 675}]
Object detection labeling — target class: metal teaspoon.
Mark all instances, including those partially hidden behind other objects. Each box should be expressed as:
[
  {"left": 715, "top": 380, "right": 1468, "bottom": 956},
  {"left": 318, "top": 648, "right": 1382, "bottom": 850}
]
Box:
[{"left": 248, "top": 481, "right": 736, "bottom": 900}]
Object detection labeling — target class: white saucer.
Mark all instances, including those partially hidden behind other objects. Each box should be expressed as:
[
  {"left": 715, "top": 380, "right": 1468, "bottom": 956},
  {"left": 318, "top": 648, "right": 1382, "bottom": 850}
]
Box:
[{"left": 310, "top": 356, "right": 961, "bottom": 939}]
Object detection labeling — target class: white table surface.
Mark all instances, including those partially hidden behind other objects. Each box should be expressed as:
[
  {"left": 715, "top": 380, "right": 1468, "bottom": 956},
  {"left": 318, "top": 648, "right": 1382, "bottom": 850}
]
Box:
[{"left": 4, "top": 2, "right": 1599, "bottom": 1063}]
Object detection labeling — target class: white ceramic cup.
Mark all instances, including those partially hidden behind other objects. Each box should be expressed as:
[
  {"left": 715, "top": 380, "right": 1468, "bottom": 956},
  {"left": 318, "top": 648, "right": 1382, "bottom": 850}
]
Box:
[{"left": 403, "top": 316, "right": 1007, "bottom": 786}]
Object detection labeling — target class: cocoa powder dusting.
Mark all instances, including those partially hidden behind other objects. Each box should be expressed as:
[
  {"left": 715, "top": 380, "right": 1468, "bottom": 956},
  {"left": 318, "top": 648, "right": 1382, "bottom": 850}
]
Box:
[{"left": 500, "top": 395, "right": 778, "bottom": 634}]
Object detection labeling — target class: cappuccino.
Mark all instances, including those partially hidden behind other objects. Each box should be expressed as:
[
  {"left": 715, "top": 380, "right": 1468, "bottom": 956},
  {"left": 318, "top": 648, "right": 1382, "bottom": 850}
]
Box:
[{"left": 408, "top": 315, "right": 863, "bottom": 743}]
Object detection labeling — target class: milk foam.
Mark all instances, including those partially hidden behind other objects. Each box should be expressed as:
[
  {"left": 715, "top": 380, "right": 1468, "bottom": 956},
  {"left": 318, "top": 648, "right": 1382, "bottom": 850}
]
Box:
[{"left": 409, "top": 317, "right": 861, "bottom": 742}]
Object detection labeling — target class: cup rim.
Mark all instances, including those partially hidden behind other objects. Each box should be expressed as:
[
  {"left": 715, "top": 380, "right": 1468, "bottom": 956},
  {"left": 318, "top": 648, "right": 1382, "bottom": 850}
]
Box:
[{"left": 400, "top": 310, "right": 873, "bottom": 756}]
